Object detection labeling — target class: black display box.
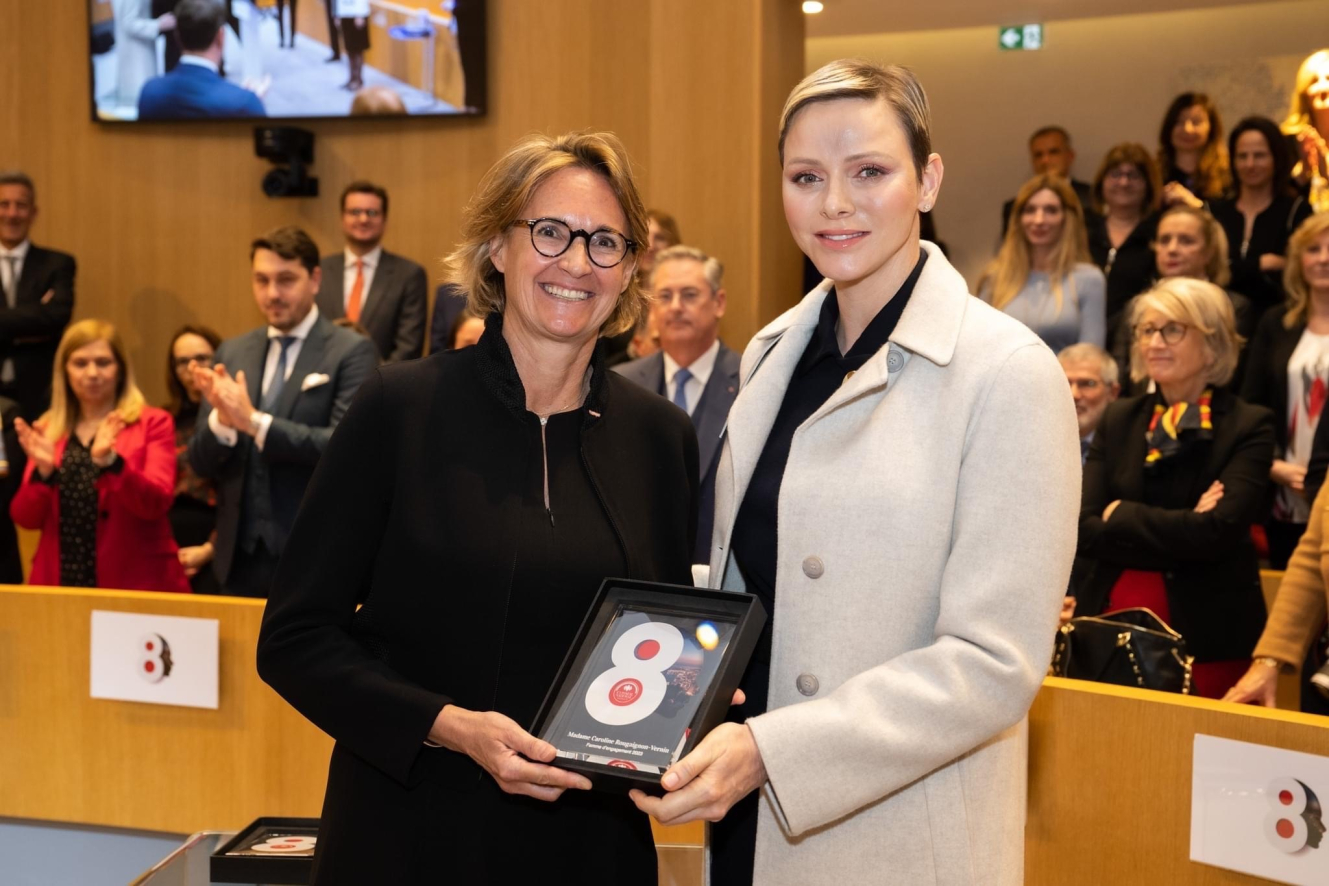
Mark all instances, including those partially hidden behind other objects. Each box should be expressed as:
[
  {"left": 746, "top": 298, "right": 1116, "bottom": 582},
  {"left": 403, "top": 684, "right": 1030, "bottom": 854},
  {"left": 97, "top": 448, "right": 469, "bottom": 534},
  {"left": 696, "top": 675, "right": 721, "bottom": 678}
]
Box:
[
  {"left": 210, "top": 817, "right": 319, "bottom": 885},
  {"left": 530, "top": 578, "right": 765, "bottom": 793}
]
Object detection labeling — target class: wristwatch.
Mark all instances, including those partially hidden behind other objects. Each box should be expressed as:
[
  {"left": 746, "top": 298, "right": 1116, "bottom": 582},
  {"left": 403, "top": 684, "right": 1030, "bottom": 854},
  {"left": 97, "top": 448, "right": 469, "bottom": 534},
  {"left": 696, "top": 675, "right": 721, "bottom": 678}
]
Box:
[
  {"left": 248, "top": 410, "right": 266, "bottom": 436},
  {"left": 1254, "top": 656, "right": 1282, "bottom": 670}
]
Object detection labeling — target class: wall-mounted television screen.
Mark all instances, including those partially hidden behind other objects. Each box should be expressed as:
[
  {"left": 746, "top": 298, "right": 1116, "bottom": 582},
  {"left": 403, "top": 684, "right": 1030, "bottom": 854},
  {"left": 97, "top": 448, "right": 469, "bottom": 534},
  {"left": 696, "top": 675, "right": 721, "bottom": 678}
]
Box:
[{"left": 88, "top": 0, "right": 485, "bottom": 122}]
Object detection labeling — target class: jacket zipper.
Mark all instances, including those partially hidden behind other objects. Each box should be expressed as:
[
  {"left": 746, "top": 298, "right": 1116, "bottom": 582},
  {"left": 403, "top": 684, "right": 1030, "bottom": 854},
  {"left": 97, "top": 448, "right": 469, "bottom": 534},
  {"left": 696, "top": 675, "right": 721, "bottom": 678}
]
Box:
[{"left": 539, "top": 416, "right": 554, "bottom": 526}]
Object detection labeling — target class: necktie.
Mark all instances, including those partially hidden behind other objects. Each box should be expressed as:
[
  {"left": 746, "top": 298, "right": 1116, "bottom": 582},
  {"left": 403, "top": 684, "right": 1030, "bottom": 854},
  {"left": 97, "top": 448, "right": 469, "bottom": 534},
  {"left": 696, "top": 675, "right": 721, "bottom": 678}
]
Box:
[
  {"left": 261, "top": 336, "right": 296, "bottom": 412},
  {"left": 347, "top": 259, "right": 364, "bottom": 322},
  {"left": 672, "top": 367, "right": 693, "bottom": 413},
  {"left": 2, "top": 255, "right": 16, "bottom": 308}
]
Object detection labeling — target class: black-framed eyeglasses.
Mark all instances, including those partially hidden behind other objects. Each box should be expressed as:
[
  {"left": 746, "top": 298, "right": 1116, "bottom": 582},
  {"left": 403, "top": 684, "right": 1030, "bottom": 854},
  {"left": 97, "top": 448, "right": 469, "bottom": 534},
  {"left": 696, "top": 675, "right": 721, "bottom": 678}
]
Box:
[
  {"left": 1134, "top": 321, "right": 1188, "bottom": 344},
  {"left": 344, "top": 208, "right": 383, "bottom": 219},
  {"left": 513, "top": 218, "right": 636, "bottom": 269}
]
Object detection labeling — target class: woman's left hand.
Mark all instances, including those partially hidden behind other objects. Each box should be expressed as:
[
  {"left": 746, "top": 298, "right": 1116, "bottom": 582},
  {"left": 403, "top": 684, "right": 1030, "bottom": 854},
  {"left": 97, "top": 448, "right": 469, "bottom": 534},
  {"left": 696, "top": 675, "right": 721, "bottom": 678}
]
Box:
[
  {"left": 628, "top": 723, "right": 766, "bottom": 826},
  {"left": 90, "top": 412, "right": 126, "bottom": 464},
  {"left": 1162, "top": 182, "right": 1204, "bottom": 209},
  {"left": 1259, "top": 253, "right": 1287, "bottom": 272}
]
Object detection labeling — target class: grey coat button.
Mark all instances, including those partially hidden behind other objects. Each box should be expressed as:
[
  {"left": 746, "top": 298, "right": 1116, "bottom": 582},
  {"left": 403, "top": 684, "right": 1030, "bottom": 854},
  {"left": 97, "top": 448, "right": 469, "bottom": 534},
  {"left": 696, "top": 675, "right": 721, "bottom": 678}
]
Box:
[
  {"left": 802, "top": 556, "right": 824, "bottom": 579},
  {"left": 796, "top": 673, "right": 819, "bottom": 696},
  {"left": 886, "top": 349, "right": 904, "bottom": 372}
]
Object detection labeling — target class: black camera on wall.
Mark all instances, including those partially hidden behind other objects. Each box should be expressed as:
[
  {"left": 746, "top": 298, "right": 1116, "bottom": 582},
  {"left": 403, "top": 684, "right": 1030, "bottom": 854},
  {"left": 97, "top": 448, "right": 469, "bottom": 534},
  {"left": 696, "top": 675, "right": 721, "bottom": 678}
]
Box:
[{"left": 254, "top": 127, "right": 319, "bottom": 198}]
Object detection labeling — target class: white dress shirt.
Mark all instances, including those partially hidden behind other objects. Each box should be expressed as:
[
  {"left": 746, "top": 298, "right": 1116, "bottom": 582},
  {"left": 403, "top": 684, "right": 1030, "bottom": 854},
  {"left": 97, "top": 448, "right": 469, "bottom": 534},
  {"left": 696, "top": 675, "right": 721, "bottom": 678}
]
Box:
[
  {"left": 209, "top": 305, "right": 321, "bottom": 450},
  {"left": 662, "top": 338, "right": 720, "bottom": 418},
  {"left": 0, "top": 239, "right": 31, "bottom": 383},
  {"left": 178, "top": 54, "right": 220, "bottom": 74},
  {"left": 343, "top": 245, "right": 382, "bottom": 315}
]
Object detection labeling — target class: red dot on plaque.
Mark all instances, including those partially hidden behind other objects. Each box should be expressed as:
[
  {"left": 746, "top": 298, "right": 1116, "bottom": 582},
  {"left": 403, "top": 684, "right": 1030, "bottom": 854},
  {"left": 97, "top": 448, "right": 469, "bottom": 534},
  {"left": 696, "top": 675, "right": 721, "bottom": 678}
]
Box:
[
  {"left": 145, "top": 642, "right": 154, "bottom": 651},
  {"left": 144, "top": 661, "right": 155, "bottom": 673},
  {"left": 1280, "top": 790, "right": 1294, "bottom": 805},
  {"left": 635, "top": 639, "right": 660, "bottom": 660},
  {"left": 1277, "top": 819, "right": 1295, "bottom": 839}
]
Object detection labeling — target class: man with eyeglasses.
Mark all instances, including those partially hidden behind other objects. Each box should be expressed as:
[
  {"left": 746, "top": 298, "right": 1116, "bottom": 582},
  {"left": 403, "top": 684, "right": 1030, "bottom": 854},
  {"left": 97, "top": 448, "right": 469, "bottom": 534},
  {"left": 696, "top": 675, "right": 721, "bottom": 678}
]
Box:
[
  {"left": 316, "top": 181, "right": 428, "bottom": 363},
  {"left": 615, "top": 245, "right": 739, "bottom": 564},
  {"left": 1058, "top": 343, "right": 1121, "bottom": 466}
]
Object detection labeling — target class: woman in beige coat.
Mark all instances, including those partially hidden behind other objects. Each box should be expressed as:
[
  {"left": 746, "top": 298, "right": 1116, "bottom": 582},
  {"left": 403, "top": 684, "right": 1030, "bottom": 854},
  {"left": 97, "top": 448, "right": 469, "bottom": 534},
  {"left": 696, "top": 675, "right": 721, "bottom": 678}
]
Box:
[{"left": 630, "top": 60, "right": 1081, "bottom": 885}]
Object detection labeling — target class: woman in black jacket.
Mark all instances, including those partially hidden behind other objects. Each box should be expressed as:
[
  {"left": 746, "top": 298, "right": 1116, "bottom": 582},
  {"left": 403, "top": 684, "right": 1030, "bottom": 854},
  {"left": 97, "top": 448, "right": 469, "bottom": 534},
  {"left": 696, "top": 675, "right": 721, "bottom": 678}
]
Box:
[
  {"left": 256, "top": 131, "right": 699, "bottom": 885},
  {"left": 1078, "top": 277, "right": 1274, "bottom": 698}
]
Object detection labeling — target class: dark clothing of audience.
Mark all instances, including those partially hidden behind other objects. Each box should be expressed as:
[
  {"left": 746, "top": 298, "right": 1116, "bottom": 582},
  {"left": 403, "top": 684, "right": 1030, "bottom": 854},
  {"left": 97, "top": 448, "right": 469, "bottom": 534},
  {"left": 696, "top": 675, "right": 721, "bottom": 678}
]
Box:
[
  {"left": 0, "top": 396, "right": 26, "bottom": 583},
  {"left": 0, "top": 244, "right": 75, "bottom": 422},
  {"left": 1077, "top": 388, "right": 1274, "bottom": 697},
  {"left": 169, "top": 402, "right": 220, "bottom": 595},
  {"left": 427, "top": 283, "right": 469, "bottom": 354},
  {"left": 1211, "top": 195, "right": 1313, "bottom": 315},
  {"left": 315, "top": 250, "right": 428, "bottom": 363},
  {"left": 1087, "top": 212, "right": 1159, "bottom": 358}
]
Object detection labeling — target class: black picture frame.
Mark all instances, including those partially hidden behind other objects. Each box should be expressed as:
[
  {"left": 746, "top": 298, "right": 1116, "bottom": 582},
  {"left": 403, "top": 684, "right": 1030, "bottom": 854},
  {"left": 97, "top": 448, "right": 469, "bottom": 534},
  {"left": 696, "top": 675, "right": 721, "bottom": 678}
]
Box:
[
  {"left": 529, "top": 578, "right": 766, "bottom": 793},
  {"left": 210, "top": 816, "right": 319, "bottom": 885}
]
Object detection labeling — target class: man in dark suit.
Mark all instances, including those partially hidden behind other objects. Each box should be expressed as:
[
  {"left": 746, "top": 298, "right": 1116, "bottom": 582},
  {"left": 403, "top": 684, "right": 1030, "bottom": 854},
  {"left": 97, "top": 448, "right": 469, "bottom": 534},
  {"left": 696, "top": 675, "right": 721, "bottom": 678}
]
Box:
[
  {"left": 316, "top": 182, "right": 428, "bottom": 363},
  {"left": 0, "top": 171, "right": 76, "bottom": 422},
  {"left": 189, "top": 226, "right": 377, "bottom": 597},
  {"left": 615, "top": 245, "right": 738, "bottom": 564},
  {"left": 138, "top": 0, "right": 266, "bottom": 121},
  {"left": 1000, "top": 126, "right": 1098, "bottom": 238}
]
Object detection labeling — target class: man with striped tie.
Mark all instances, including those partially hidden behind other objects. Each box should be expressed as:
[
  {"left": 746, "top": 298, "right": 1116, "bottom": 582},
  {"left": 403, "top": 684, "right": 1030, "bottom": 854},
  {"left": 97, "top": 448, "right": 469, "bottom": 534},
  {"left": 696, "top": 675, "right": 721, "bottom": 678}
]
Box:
[
  {"left": 189, "top": 226, "right": 376, "bottom": 597},
  {"left": 316, "top": 182, "right": 428, "bottom": 363}
]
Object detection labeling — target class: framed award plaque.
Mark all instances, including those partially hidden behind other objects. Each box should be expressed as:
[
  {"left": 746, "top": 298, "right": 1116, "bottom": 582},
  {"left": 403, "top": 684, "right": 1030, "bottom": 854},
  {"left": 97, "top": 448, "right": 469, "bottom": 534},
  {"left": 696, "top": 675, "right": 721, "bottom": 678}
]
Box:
[
  {"left": 210, "top": 817, "right": 319, "bottom": 884},
  {"left": 530, "top": 578, "right": 766, "bottom": 792}
]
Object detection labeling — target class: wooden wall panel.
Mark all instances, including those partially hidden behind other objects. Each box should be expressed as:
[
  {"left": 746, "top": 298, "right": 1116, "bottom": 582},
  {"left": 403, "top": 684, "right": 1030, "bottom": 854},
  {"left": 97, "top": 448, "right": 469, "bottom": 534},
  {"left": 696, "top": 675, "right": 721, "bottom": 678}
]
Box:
[{"left": 0, "top": 0, "right": 803, "bottom": 406}]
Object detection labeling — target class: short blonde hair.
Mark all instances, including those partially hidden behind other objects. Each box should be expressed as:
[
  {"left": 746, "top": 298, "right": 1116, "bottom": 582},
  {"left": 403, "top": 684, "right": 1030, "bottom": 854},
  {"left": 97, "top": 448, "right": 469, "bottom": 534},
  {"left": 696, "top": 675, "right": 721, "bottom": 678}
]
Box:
[
  {"left": 44, "top": 319, "right": 146, "bottom": 441},
  {"left": 1283, "top": 212, "right": 1329, "bottom": 328},
  {"left": 443, "top": 131, "right": 649, "bottom": 337},
  {"left": 1157, "top": 204, "right": 1231, "bottom": 287},
  {"left": 779, "top": 59, "right": 932, "bottom": 180},
  {"left": 649, "top": 245, "right": 724, "bottom": 293},
  {"left": 1128, "top": 278, "right": 1242, "bottom": 387}
]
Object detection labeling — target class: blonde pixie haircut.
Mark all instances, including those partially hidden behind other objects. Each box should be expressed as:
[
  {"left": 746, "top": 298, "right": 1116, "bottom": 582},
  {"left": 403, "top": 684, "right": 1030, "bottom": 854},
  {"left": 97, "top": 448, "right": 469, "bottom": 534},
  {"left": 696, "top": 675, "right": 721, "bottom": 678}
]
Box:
[
  {"left": 443, "top": 131, "right": 649, "bottom": 337},
  {"left": 1282, "top": 212, "right": 1329, "bottom": 328},
  {"left": 779, "top": 59, "right": 932, "bottom": 180},
  {"left": 44, "top": 319, "right": 146, "bottom": 441},
  {"left": 1128, "top": 278, "right": 1242, "bottom": 387}
]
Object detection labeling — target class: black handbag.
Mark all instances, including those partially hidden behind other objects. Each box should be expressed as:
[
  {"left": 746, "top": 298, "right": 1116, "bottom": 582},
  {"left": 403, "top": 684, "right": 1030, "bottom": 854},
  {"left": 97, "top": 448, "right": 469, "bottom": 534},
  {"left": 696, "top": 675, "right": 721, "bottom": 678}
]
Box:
[{"left": 1051, "top": 607, "right": 1194, "bottom": 694}]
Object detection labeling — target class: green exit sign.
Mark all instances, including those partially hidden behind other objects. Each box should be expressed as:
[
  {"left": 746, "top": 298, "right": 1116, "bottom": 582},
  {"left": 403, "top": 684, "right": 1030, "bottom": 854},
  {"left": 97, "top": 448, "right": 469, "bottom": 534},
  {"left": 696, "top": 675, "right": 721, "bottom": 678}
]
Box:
[{"left": 999, "top": 24, "right": 1044, "bottom": 51}]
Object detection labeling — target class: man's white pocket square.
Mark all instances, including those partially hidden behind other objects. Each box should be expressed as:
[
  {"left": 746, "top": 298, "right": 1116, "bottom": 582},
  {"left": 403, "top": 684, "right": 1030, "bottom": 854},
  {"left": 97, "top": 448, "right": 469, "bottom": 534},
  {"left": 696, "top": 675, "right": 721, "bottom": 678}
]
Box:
[{"left": 300, "top": 373, "right": 331, "bottom": 391}]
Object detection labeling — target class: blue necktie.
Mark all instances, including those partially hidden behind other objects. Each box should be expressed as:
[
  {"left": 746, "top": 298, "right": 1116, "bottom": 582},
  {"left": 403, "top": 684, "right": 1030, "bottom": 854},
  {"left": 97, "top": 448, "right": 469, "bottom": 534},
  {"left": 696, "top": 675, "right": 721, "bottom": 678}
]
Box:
[
  {"left": 260, "top": 336, "right": 296, "bottom": 412},
  {"left": 672, "top": 367, "right": 692, "bottom": 413}
]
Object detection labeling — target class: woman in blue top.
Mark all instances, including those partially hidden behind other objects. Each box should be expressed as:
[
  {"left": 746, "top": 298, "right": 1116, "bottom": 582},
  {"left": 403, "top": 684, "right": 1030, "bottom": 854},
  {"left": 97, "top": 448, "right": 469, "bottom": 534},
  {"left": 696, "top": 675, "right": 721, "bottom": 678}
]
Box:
[{"left": 981, "top": 174, "right": 1107, "bottom": 352}]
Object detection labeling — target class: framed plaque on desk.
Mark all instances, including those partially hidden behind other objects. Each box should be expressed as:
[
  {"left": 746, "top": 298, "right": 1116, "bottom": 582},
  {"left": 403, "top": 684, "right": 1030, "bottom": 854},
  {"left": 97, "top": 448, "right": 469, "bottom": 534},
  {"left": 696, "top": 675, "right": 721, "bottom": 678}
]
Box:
[{"left": 530, "top": 578, "right": 765, "bottom": 792}]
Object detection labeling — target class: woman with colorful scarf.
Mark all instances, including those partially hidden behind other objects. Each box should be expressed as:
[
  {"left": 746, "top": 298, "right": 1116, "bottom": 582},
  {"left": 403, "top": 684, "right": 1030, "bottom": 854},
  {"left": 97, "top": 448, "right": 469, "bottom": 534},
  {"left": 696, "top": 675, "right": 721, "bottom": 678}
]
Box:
[{"left": 1077, "top": 277, "right": 1274, "bottom": 697}]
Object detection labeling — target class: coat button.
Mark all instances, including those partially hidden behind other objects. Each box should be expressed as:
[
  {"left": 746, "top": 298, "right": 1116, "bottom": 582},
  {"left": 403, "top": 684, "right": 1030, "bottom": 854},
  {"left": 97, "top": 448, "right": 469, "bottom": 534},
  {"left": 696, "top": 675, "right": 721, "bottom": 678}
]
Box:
[
  {"left": 843, "top": 370, "right": 856, "bottom": 383},
  {"left": 886, "top": 350, "right": 904, "bottom": 372},
  {"left": 802, "top": 556, "right": 824, "bottom": 579},
  {"left": 796, "top": 674, "right": 819, "bottom": 696}
]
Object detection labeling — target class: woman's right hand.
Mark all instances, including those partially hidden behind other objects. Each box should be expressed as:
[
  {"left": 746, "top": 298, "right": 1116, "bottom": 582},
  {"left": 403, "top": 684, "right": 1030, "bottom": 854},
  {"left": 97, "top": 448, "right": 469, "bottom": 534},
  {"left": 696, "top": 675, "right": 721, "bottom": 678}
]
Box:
[
  {"left": 1194, "top": 480, "right": 1225, "bottom": 513},
  {"left": 1221, "top": 660, "right": 1280, "bottom": 707},
  {"left": 1270, "top": 459, "right": 1306, "bottom": 493},
  {"left": 13, "top": 418, "right": 55, "bottom": 478},
  {"left": 427, "top": 705, "right": 592, "bottom": 801}
]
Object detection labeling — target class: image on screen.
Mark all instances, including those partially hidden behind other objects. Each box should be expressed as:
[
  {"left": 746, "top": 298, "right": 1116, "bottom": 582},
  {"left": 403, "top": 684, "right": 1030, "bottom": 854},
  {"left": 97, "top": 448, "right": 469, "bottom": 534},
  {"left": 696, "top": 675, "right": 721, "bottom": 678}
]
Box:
[
  {"left": 87, "top": 0, "right": 485, "bottom": 122},
  {"left": 542, "top": 607, "right": 736, "bottom": 773}
]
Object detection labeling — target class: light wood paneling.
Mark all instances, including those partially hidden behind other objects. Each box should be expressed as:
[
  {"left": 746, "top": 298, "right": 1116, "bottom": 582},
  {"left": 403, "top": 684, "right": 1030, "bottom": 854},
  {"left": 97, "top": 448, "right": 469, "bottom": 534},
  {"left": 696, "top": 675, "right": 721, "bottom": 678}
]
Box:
[
  {"left": 1027, "top": 676, "right": 1329, "bottom": 885},
  {"left": 2, "top": 2, "right": 802, "bottom": 406}
]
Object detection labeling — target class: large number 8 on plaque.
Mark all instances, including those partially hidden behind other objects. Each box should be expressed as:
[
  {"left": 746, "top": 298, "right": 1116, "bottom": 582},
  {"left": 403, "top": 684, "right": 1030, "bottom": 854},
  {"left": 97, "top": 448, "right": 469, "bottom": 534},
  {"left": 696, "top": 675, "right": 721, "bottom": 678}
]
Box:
[
  {"left": 584, "top": 622, "right": 685, "bottom": 726},
  {"left": 1264, "top": 777, "right": 1326, "bottom": 853}
]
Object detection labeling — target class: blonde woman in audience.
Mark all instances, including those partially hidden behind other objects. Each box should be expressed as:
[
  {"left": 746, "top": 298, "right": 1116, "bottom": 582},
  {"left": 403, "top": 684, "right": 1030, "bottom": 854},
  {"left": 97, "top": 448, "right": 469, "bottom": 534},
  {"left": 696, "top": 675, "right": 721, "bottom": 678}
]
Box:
[
  {"left": 1282, "top": 49, "right": 1329, "bottom": 213},
  {"left": 10, "top": 320, "right": 188, "bottom": 592},
  {"left": 1078, "top": 278, "right": 1273, "bottom": 698},
  {"left": 980, "top": 174, "right": 1105, "bottom": 352},
  {"left": 630, "top": 59, "right": 1079, "bottom": 885},
  {"left": 1240, "top": 212, "right": 1329, "bottom": 568}
]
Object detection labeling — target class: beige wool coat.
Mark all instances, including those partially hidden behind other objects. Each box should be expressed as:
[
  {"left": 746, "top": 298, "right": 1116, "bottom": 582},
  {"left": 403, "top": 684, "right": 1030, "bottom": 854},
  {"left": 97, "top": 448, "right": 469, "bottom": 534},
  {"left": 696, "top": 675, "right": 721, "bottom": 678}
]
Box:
[{"left": 707, "top": 242, "right": 1081, "bottom": 885}]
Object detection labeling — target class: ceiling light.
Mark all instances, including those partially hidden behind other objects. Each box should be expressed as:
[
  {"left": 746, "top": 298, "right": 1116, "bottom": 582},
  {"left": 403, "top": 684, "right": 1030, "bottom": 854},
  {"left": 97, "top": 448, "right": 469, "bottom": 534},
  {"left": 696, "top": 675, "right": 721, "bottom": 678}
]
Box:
[{"left": 802, "top": 1, "right": 824, "bottom": 13}]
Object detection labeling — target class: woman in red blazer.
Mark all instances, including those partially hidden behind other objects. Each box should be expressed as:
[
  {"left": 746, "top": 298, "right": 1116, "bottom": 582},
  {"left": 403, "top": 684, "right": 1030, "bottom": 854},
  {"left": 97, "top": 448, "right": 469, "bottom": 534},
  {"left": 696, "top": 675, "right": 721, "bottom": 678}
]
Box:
[{"left": 10, "top": 319, "right": 189, "bottom": 592}]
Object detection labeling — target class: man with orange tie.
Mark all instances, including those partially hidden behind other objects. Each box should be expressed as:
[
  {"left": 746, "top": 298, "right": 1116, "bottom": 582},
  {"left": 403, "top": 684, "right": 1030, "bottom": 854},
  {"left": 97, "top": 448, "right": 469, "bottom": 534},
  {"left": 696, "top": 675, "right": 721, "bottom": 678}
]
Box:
[{"left": 316, "top": 181, "right": 428, "bottom": 363}]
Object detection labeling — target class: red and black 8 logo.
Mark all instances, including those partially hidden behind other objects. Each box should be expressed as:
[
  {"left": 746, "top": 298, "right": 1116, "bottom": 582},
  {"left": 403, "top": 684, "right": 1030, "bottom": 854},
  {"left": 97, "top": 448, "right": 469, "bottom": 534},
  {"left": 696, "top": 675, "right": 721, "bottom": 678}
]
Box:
[
  {"left": 1265, "top": 777, "right": 1327, "bottom": 853},
  {"left": 137, "top": 633, "right": 173, "bottom": 683}
]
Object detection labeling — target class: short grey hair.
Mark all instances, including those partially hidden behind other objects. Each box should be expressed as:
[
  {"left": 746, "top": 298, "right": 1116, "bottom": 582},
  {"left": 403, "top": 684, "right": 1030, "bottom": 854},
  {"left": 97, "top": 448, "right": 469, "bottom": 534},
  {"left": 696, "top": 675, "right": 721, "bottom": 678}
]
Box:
[
  {"left": 1058, "top": 342, "right": 1119, "bottom": 387},
  {"left": 649, "top": 244, "right": 724, "bottom": 294},
  {"left": 0, "top": 171, "right": 35, "bottom": 204}
]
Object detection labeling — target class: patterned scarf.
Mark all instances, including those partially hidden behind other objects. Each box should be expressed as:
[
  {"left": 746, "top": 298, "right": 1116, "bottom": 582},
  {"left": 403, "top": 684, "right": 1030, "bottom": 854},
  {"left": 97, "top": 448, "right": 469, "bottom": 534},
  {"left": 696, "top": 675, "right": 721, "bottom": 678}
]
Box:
[{"left": 1145, "top": 389, "right": 1213, "bottom": 468}]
